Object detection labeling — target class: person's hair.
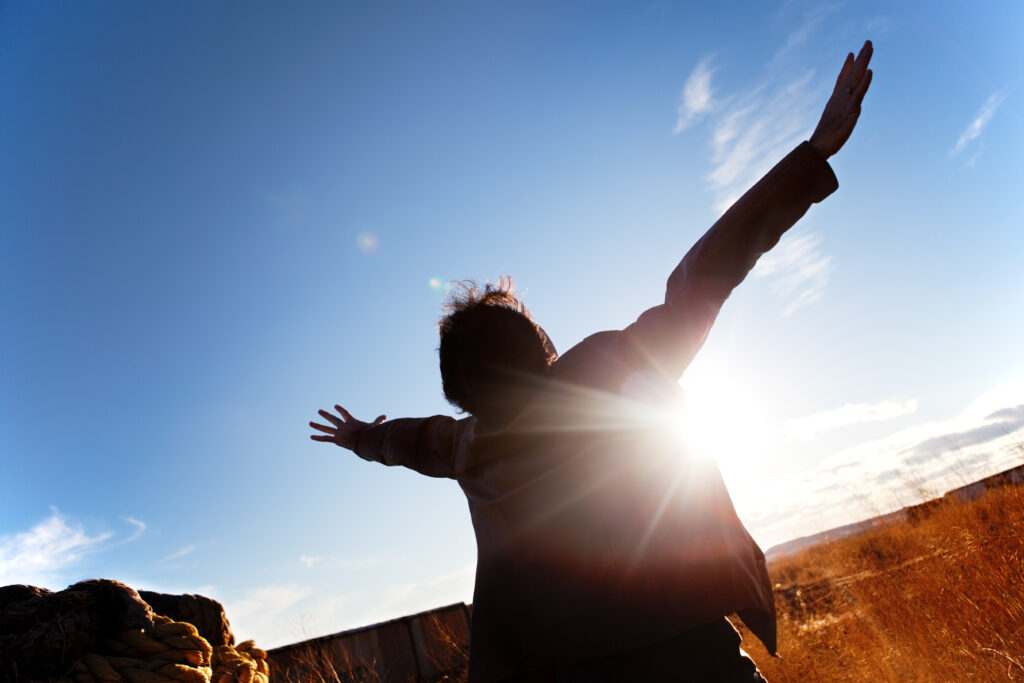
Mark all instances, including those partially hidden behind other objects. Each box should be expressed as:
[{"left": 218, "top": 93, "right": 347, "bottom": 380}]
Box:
[{"left": 438, "top": 277, "right": 555, "bottom": 418}]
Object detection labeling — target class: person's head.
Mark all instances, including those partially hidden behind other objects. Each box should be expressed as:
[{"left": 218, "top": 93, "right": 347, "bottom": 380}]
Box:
[{"left": 438, "top": 277, "right": 556, "bottom": 421}]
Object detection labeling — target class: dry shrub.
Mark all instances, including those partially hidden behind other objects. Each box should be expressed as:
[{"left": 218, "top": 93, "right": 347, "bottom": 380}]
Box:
[
  {"left": 270, "top": 641, "right": 381, "bottom": 683},
  {"left": 736, "top": 483, "right": 1024, "bottom": 681},
  {"left": 270, "top": 612, "right": 468, "bottom": 683},
  {"left": 421, "top": 612, "right": 469, "bottom": 683}
]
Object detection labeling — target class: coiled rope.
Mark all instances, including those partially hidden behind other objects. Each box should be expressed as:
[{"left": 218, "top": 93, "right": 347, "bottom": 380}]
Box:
[
  {"left": 66, "top": 617, "right": 270, "bottom": 683},
  {"left": 212, "top": 641, "right": 270, "bottom": 683},
  {"left": 0, "top": 580, "right": 268, "bottom": 683}
]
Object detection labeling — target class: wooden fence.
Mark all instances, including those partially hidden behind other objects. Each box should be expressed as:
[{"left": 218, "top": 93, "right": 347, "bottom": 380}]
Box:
[{"left": 267, "top": 603, "right": 471, "bottom": 682}]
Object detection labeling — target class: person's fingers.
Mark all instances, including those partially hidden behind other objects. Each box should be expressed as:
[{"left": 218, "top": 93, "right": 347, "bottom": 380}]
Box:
[
  {"left": 861, "top": 39, "right": 873, "bottom": 62},
  {"left": 854, "top": 40, "right": 872, "bottom": 67},
  {"left": 833, "top": 52, "right": 854, "bottom": 95},
  {"left": 335, "top": 405, "right": 354, "bottom": 422},
  {"left": 310, "top": 421, "right": 336, "bottom": 434},
  {"left": 319, "top": 408, "right": 342, "bottom": 426},
  {"left": 311, "top": 434, "right": 336, "bottom": 442},
  {"left": 847, "top": 41, "right": 873, "bottom": 88},
  {"left": 854, "top": 69, "right": 873, "bottom": 101},
  {"left": 373, "top": 415, "right": 386, "bottom": 425}
]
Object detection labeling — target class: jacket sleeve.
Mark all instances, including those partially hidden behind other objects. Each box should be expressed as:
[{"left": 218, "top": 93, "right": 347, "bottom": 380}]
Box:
[
  {"left": 622, "top": 141, "right": 838, "bottom": 379},
  {"left": 349, "top": 415, "right": 474, "bottom": 479}
]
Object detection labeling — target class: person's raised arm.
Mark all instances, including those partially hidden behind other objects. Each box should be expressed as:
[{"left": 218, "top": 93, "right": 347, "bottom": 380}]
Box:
[
  {"left": 310, "top": 405, "right": 472, "bottom": 479},
  {"left": 810, "top": 41, "right": 874, "bottom": 159},
  {"left": 622, "top": 41, "right": 873, "bottom": 380}
]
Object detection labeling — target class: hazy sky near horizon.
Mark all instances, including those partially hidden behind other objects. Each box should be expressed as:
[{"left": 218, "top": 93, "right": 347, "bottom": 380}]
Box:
[{"left": 2, "top": 0, "right": 1023, "bottom": 648}]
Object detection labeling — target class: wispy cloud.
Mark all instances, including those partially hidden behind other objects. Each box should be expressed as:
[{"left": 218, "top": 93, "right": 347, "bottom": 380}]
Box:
[
  {"left": 988, "top": 404, "right": 1024, "bottom": 421},
  {"left": 949, "top": 91, "right": 1008, "bottom": 160},
  {"left": 750, "top": 381, "right": 1024, "bottom": 548},
  {"left": 753, "top": 232, "right": 832, "bottom": 316},
  {"left": 220, "top": 558, "right": 476, "bottom": 648},
  {"left": 123, "top": 517, "right": 146, "bottom": 543},
  {"left": 768, "top": 3, "right": 832, "bottom": 67},
  {"left": 299, "top": 555, "right": 322, "bottom": 568},
  {"left": 375, "top": 564, "right": 475, "bottom": 616},
  {"left": 289, "top": 592, "right": 361, "bottom": 642},
  {"left": 673, "top": 57, "right": 716, "bottom": 134},
  {"left": 97, "top": 516, "right": 147, "bottom": 552},
  {"left": 225, "top": 583, "right": 313, "bottom": 647},
  {"left": 705, "top": 68, "right": 823, "bottom": 214},
  {"left": 223, "top": 567, "right": 473, "bottom": 647},
  {"left": 864, "top": 15, "right": 895, "bottom": 38},
  {"left": 680, "top": 5, "right": 840, "bottom": 213},
  {"left": 901, "top": 404, "right": 1024, "bottom": 465},
  {"left": 322, "top": 564, "right": 475, "bottom": 643},
  {"left": 672, "top": 8, "right": 850, "bottom": 315},
  {"left": 0, "top": 508, "right": 113, "bottom": 587},
  {"left": 296, "top": 554, "right": 380, "bottom": 571},
  {"left": 160, "top": 544, "right": 198, "bottom": 564},
  {"left": 785, "top": 398, "right": 919, "bottom": 441}
]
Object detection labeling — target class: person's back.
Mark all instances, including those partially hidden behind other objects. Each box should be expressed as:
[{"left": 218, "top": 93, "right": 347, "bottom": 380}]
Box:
[
  {"left": 460, "top": 347, "right": 774, "bottom": 680},
  {"left": 311, "top": 40, "right": 874, "bottom": 682}
]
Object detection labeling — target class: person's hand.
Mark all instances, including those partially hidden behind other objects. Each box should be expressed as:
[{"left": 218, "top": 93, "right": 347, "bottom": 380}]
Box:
[
  {"left": 809, "top": 40, "right": 873, "bottom": 159},
  {"left": 309, "top": 405, "right": 386, "bottom": 450}
]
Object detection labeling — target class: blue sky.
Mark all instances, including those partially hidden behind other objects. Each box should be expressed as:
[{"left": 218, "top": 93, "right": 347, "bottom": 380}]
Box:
[{"left": 2, "top": 0, "right": 1022, "bottom": 648}]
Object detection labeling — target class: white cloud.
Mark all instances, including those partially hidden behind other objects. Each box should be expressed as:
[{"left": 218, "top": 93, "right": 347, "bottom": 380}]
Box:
[
  {"left": 220, "top": 564, "right": 474, "bottom": 649},
  {"left": 160, "top": 544, "right": 198, "bottom": 564},
  {"left": 706, "top": 68, "right": 822, "bottom": 215},
  {"left": 749, "top": 380, "right": 1024, "bottom": 549},
  {"left": 785, "top": 398, "right": 919, "bottom": 441},
  {"left": 0, "top": 508, "right": 113, "bottom": 588},
  {"left": 295, "top": 554, "right": 381, "bottom": 571},
  {"left": 376, "top": 564, "right": 475, "bottom": 614},
  {"left": 692, "top": 2, "right": 842, "bottom": 213},
  {"left": 674, "top": 10, "right": 856, "bottom": 315},
  {"left": 123, "top": 517, "right": 146, "bottom": 543},
  {"left": 753, "top": 232, "right": 833, "bottom": 316},
  {"left": 311, "top": 564, "right": 476, "bottom": 642},
  {"left": 225, "top": 583, "right": 314, "bottom": 647},
  {"left": 299, "top": 555, "right": 322, "bottom": 568},
  {"left": 950, "top": 91, "right": 1008, "bottom": 160},
  {"left": 289, "top": 592, "right": 360, "bottom": 641},
  {"left": 768, "top": 4, "right": 830, "bottom": 66},
  {"left": 964, "top": 142, "right": 986, "bottom": 168},
  {"left": 673, "top": 57, "right": 716, "bottom": 134},
  {"left": 864, "top": 15, "right": 896, "bottom": 38}
]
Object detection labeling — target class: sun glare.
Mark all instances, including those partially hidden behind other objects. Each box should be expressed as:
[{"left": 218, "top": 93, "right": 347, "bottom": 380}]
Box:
[{"left": 673, "top": 363, "right": 774, "bottom": 501}]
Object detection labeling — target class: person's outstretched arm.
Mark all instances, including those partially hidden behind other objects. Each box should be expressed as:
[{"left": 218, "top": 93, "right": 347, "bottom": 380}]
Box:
[
  {"left": 310, "top": 405, "right": 473, "bottom": 479},
  {"left": 621, "top": 41, "right": 873, "bottom": 380}
]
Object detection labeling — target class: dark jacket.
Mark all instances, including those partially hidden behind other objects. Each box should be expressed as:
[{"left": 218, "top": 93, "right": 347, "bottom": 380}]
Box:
[{"left": 351, "top": 141, "right": 838, "bottom": 682}]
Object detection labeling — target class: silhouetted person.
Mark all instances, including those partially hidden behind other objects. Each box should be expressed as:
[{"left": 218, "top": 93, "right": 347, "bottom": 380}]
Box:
[{"left": 311, "top": 41, "right": 874, "bottom": 683}]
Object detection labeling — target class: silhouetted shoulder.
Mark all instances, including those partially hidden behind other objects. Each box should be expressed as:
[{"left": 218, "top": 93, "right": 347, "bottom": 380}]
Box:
[{"left": 549, "top": 330, "right": 638, "bottom": 393}]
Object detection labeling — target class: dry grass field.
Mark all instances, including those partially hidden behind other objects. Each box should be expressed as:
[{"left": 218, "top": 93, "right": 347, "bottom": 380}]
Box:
[
  {"left": 276, "top": 481, "right": 1024, "bottom": 682},
  {"left": 736, "top": 482, "right": 1024, "bottom": 681}
]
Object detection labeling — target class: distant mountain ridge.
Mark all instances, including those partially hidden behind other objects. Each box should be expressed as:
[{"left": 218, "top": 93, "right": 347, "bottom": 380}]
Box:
[{"left": 765, "top": 462, "right": 1024, "bottom": 560}]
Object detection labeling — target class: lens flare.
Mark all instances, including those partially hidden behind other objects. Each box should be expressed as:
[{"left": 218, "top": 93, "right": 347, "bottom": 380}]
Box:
[{"left": 356, "top": 232, "right": 379, "bottom": 253}]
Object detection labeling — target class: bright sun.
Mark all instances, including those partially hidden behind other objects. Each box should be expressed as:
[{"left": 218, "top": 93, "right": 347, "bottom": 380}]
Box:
[{"left": 672, "top": 361, "right": 774, "bottom": 499}]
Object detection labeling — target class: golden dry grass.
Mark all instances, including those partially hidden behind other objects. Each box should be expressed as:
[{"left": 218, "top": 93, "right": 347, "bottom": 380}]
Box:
[
  {"left": 275, "top": 483, "right": 1024, "bottom": 681},
  {"left": 736, "top": 483, "right": 1024, "bottom": 681}
]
